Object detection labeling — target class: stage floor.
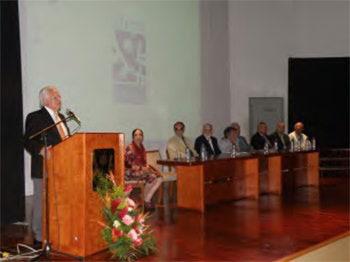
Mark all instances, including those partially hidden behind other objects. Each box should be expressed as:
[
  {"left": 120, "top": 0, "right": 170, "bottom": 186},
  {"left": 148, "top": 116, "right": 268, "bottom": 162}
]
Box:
[{"left": 1, "top": 178, "right": 349, "bottom": 261}]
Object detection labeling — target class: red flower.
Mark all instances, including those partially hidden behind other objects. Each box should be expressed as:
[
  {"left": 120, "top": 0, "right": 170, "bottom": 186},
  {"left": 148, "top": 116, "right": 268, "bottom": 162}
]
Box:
[
  {"left": 124, "top": 185, "right": 133, "bottom": 193},
  {"left": 111, "top": 199, "right": 122, "bottom": 215},
  {"left": 118, "top": 207, "right": 128, "bottom": 219},
  {"left": 111, "top": 228, "right": 122, "bottom": 242},
  {"left": 134, "top": 226, "right": 139, "bottom": 234},
  {"left": 134, "top": 237, "right": 143, "bottom": 247}
]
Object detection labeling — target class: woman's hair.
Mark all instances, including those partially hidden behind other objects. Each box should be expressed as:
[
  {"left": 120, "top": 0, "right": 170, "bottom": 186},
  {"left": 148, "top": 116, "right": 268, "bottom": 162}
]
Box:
[{"left": 132, "top": 128, "right": 144, "bottom": 138}]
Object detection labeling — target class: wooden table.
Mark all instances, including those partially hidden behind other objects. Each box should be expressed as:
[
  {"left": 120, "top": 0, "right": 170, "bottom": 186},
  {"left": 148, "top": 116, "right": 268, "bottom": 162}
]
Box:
[
  {"left": 281, "top": 150, "right": 319, "bottom": 187},
  {"left": 157, "top": 151, "right": 319, "bottom": 212},
  {"left": 257, "top": 153, "right": 282, "bottom": 195},
  {"left": 158, "top": 154, "right": 259, "bottom": 212}
]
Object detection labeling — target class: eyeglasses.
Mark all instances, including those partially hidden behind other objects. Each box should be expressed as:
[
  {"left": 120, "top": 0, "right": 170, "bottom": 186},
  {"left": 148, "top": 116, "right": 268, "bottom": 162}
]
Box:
[{"left": 175, "top": 128, "right": 184, "bottom": 131}]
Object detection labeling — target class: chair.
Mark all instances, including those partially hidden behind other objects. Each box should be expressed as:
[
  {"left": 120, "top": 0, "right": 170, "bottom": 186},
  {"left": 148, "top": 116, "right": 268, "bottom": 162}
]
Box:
[
  {"left": 124, "top": 180, "right": 145, "bottom": 212},
  {"left": 146, "top": 150, "right": 177, "bottom": 204}
]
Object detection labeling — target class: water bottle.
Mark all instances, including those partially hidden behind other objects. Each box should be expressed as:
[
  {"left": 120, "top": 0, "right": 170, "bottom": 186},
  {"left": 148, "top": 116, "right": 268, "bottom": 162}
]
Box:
[
  {"left": 312, "top": 137, "right": 316, "bottom": 150},
  {"left": 274, "top": 139, "right": 279, "bottom": 152},
  {"left": 185, "top": 147, "right": 191, "bottom": 161},
  {"left": 231, "top": 144, "right": 236, "bottom": 158},
  {"left": 305, "top": 139, "right": 311, "bottom": 151},
  {"left": 290, "top": 139, "right": 294, "bottom": 152},
  {"left": 263, "top": 142, "right": 269, "bottom": 154},
  {"left": 200, "top": 144, "right": 207, "bottom": 160}
]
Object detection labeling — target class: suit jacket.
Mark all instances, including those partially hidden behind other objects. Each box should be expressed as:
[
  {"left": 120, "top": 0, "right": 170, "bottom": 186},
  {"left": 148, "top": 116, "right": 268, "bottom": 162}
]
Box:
[
  {"left": 250, "top": 132, "right": 272, "bottom": 150},
  {"left": 269, "top": 132, "right": 291, "bottom": 151},
  {"left": 24, "top": 107, "right": 70, "bottom": 179},
  {"left": 167, "top": 135, "right": 198, "bottom": 160},
  {"left": 236, "top": 135, "right": 250, "bottom": 152},
  {"left": 194, "top": 135, "right": 221, "bottom": 156}
]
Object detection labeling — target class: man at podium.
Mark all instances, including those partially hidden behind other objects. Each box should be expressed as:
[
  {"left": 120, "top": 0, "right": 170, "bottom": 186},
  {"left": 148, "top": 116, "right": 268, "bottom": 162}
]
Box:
[{"left": 24, "top": 85, "right": 70, "bottom": 249}]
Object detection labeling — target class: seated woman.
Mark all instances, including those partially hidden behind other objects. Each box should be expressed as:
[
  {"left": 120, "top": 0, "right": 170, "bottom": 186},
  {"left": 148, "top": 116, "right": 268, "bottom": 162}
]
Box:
[{"left": 125, "top": 129, "right": 162, "bottom": 211}]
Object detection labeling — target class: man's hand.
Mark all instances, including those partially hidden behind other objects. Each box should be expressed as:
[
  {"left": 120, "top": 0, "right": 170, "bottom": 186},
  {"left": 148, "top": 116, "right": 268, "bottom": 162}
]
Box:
[{"left": 39, "top": 146, "right": 52, "bottom": 158}]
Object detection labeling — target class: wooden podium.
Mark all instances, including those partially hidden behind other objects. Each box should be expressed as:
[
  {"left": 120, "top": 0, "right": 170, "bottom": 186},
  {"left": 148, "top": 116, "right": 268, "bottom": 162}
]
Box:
[{"left": 43, "top": 133, "right": 125, "bottom": 258}]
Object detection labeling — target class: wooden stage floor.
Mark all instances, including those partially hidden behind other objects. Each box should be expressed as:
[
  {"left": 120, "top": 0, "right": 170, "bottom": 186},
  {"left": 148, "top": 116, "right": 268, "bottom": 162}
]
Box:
[{"left": 1, "top": 178, "right": 349, "bottom": 261}]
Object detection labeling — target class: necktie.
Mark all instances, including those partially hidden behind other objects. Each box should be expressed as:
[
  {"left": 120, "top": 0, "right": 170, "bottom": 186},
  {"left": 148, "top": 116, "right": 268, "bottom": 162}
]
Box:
[
  {"left": 280, "top": 135, "right": 286, "bottom": 148},
  {"left": 55, "top": 114, "right": 67, "bottom": 140},
  {"left": 207, "top": 137, "right": 214, "bottom": 153},
  {"left": 262, "top": 135, "right": 271, "bottom": 147}
]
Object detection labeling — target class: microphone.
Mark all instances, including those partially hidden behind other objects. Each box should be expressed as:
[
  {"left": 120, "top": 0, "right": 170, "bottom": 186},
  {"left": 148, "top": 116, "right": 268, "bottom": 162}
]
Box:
[{"left": 66, "top": 108, "right": 81, "bottom": 124}]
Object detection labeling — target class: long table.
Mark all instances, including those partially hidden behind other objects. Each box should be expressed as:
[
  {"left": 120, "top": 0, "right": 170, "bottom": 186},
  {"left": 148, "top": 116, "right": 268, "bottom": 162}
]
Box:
[
  {"left": 157, "top": 151, "right": 319, "bottom": 212},
  {"left": 158, "top": 154, "right": 259, "bottom": 212},
  {"left": 282, "top": 151, "right": 319, "bottom": 187}
]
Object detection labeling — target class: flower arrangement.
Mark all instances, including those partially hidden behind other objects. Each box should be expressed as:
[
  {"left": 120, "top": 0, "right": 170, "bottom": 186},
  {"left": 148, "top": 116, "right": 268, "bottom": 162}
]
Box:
[{"left": 97, "top": 172, "right": 156, "bottom": 261}]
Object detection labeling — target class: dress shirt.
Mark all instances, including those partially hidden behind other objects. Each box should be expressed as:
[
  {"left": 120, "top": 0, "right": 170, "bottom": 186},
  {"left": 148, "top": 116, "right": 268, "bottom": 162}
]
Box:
[{"left": 45, "top": 106, "right": 68, "bottom": 138}]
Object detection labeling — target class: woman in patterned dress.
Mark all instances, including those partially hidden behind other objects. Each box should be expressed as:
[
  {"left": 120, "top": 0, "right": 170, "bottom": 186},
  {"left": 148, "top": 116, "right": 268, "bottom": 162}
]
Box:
[{"left": 125, "top": 129, "right": 162, "bottom": 210}]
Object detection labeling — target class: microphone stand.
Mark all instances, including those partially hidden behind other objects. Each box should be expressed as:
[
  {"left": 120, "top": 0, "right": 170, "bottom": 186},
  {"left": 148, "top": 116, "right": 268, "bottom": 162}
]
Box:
[{"left": 29, "top": 115, "right": 83, "bottom": 261}]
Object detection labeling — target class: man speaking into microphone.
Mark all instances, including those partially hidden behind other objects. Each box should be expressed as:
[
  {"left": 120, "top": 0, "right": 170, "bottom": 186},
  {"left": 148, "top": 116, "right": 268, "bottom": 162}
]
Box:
[{"left": 24, "top": 85, "right": 70, "bottom": 249}]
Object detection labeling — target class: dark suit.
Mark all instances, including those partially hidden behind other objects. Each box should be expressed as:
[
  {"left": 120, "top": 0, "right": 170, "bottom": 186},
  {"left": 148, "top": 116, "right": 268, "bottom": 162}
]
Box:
[
  {"left": 250, "top": 132, "right": 272, "bottom": 150},
  {"left": 24, "top": 107, "right": 69, "bottom": 242},
  {"left": 269, "top": 132, "right": 291, "bottom": 151},
  {"left": 195, "top": 135, "right": 221, "bottom": 156},
  {"left": 24, "top": 107, "right": 70, "bottom": 178}
]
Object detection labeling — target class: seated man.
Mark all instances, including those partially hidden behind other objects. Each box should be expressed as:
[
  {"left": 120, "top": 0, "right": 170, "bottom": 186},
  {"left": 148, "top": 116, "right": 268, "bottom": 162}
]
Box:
[
  {"left": 231, "top": 122, "right": 250, "bottom": 152},
  {"left": 219, "top": 126, "right": 239, "bottom": 154},
  {"left": 194, "top": 123, "right": 221, "bottom": 156},
  {"left": 269, "top": 122, "right": 291, "bottom": 151},
  {"left": 250, "top": 121, "right": 272, "bottom": 150},
  {"left": 289, "top": 122, "right": 308, "bottom": 150},
  {"left": 167, "top": 121, "right": 198, "bottom": 159}
]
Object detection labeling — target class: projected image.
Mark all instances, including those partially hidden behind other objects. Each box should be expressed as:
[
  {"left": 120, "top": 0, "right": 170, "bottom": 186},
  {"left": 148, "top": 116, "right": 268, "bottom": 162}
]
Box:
[{"left": 113, "top": 18, "right": 146, "bottom": 104}]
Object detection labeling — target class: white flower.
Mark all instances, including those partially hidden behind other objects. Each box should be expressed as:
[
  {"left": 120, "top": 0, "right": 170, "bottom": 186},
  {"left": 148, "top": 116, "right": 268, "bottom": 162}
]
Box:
[
  {"left": 113, "top": 220, "right": 121, "bottom": 229},
  {"left": 128, "top": 207, "right": 133, "bottom": 212}
]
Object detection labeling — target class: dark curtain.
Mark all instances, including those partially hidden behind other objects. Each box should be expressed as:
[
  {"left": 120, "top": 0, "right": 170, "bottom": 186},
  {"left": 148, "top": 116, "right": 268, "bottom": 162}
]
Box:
[
  {"left": 288, "top": 57, "right": 350, "bottom": 149},
  {"left": 0, "top": 0, "right": 25, "bottom": 225}
]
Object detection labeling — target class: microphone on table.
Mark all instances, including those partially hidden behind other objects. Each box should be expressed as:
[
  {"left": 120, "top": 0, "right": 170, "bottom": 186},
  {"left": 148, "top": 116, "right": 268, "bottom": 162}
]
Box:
[{"left": 66, "top": 108, "right": 81, "bottom": 124}]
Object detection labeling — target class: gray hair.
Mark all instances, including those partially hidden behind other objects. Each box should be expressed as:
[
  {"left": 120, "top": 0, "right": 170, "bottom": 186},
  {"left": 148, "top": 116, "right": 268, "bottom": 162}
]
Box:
[
  {"left": 39, "top": 85, "right": 56, "bottom": 107},
  {"left": 202, "top": 123, "right": 213, "bottom": 129}
]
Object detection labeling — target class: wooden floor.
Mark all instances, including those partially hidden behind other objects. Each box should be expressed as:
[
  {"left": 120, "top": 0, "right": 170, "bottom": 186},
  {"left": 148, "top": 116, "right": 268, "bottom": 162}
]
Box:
[{"left": 1, "top": 178, "right": 349, "bottom": 261}]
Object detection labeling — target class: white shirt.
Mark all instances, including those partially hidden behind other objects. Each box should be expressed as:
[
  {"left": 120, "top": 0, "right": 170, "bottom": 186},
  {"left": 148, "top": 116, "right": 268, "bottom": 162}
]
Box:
[{"left": 44, "top": 106, "right": 68, "bottom": 138}]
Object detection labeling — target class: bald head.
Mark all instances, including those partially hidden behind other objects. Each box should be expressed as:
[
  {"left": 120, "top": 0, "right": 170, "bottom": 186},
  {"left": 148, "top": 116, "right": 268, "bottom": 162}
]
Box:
[{"left": 294, "top": 122, "right": 304, "bottom": 135}]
